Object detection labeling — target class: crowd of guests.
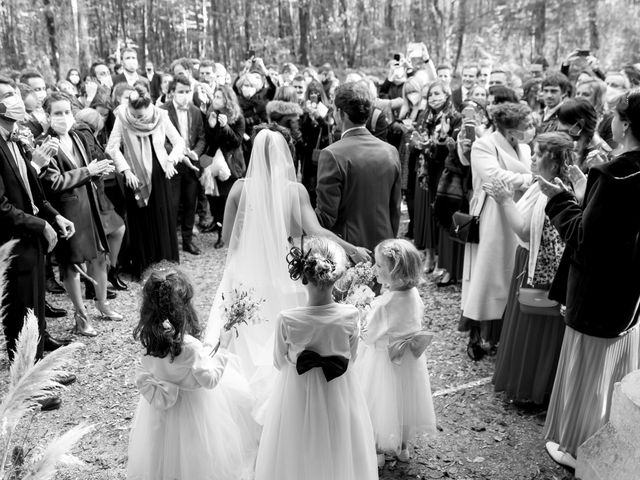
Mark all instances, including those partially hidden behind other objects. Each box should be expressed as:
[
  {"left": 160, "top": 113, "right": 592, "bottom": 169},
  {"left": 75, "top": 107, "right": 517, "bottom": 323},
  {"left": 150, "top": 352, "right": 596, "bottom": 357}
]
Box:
[{"left": 1, "top": 41, "right": 639, "bottom": 473}]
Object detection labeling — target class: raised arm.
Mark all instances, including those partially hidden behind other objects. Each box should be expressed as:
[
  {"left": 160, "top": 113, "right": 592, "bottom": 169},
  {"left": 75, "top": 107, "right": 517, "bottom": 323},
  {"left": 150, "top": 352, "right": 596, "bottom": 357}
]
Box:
[
  {"left": 105, "top": 116, "right": 130, "bottom": 173},
  {"left": 471, "top": 138, "right": 532, "bottom": 191},
  {"left": 297, "top": 183, "right": 370, "bottom": 264}
]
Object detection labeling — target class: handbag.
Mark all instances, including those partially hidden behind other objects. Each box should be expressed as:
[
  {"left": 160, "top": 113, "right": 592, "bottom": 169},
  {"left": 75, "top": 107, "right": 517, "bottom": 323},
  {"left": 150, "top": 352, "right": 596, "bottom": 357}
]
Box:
[
  {"left": 450, "top": 210, "right": 480, "bottom": 244},
  {"left": 311, "top": 127, "right": 324, "bottom": 165},
  {"left": 449, "top": 145, "right": 500, "bottom": 245},
  {"left": 517, "top": 271, "right": 560, "bottom": 315}
]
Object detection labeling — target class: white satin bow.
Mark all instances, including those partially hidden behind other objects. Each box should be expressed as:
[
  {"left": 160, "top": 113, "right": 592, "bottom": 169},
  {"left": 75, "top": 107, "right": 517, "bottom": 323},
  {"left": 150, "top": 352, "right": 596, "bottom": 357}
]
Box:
[
  {"left": 387, "top": 331, "right": 434, "bottom": 365},
  {"left": 136, "top": 372, "right": 180, "bottom": 410}
]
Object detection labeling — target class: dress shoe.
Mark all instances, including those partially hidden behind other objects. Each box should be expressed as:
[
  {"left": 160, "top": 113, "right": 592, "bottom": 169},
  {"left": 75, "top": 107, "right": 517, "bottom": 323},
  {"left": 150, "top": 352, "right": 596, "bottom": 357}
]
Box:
[
  {"left": 43, "top": 332, "right": 71, "bottom": 352},
  {"left": 72, "top": 312, "right": 97, "bottom": 337},
  {"left": 54, "top": 373, "right": 76, "bottom": 386},
  {"left": 37, "top": 395, "right": 62, "bottom": 411},
  {"left": 45, "top": 302, "right": 67, "bottom": 318},
  {"left": 183, "top": 241, "right": 201, "bottom": 255},
  {"left": 84, "top": 281, "right": 116, "bottom": 300},
  {"left": 107, "top": 266, "right": 128, "bottom": 291},
  {"left": 545, "top": 441, "right": 576, "bottom": 469},
  {"left": 46, "top": 278, "right": 65, "bottom": 295},
  {"left": 94, "top": 300, "right": 124, "bottom": 321}
]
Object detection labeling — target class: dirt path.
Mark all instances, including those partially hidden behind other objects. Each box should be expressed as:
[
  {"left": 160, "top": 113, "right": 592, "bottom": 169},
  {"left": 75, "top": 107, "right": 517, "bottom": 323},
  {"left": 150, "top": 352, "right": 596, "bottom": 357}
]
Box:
[{"left": 2, "top": 230, "right": 574, "bottom": 480}]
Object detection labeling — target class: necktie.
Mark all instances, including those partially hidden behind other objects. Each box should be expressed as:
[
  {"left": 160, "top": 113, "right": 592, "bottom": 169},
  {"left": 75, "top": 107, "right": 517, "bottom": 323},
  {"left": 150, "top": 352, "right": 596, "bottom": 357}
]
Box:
[{"left": 7, "top": 140, "right": 38, "bottom": 214}]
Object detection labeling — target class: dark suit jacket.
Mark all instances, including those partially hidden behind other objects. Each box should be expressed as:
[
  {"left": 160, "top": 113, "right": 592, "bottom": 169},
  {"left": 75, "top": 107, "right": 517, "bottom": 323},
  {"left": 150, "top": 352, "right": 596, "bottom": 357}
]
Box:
[
  {"left": 112, "top": 72, "right": 149, "bottom": 89},
  {"left": 547, "top": 150, "right": 640, "bottom": 338},
  {"left": 41, "top": 131, "right": 108, "bottom": 265},
  {"left": 0, "top": 136, "right": 59, "bottom": 262},
  {"left": 145, "top": 73, "right": 162, "bottom": 102},
  {"left": 451, "top": 87, "right": 464, "bottom": 112},
  {"left": 315, "top": 128, "right": 402, "bottom": 251},
  {"left": 161, "top": 102, "right": 206, "bottom": 162}
]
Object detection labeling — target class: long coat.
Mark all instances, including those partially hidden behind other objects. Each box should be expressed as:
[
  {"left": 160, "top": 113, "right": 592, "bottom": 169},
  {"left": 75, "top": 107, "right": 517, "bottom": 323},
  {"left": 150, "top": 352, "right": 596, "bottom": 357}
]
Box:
[
  {"left": 41, "top": 131, "right": 108, "bottom": 265},
  {"left": 461, "top": 131, "right": 532, "bottom": 321},
  {"left": 315, "top": 128, "right": 401, "bottom": 252},
  {"left": 0, "top": 132, "right": 59, "bottom": 359},
  {"left": 547, "top": 150, "right": 640, "bottom": 338}
]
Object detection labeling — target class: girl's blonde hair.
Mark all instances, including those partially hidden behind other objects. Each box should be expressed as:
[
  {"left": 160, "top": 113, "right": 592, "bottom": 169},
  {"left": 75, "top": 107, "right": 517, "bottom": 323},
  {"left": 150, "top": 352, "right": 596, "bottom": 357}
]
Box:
[
  {"left": 287, "top": 236, "right": 347, "bottom": 288},
  {"left": 375, "top": 239, "right": 424, "bottom": 288}
]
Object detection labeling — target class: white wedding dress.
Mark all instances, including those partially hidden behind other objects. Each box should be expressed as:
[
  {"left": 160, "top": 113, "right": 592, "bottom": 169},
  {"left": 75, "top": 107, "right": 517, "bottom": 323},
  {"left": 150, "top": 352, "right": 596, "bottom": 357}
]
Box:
[{"left": 206, "top": 129, "right": 308, "bottom": 421}]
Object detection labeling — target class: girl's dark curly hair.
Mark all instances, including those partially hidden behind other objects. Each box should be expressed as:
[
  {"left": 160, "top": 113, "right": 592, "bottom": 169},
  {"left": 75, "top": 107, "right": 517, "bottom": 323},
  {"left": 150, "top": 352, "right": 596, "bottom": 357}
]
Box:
[{"left": 133, "top": 264, "right": 202, "bottom": 361}]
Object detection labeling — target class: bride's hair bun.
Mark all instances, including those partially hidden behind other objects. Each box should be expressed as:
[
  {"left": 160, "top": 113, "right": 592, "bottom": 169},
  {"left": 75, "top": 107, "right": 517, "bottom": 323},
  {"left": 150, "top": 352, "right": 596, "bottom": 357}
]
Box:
[{"left": 287, "top": 237, "right": 347, "bottom": 287}]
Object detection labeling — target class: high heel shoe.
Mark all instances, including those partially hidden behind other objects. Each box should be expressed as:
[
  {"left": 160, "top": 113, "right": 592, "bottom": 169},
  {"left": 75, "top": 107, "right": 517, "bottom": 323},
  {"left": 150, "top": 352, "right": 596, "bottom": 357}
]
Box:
[
  {"left": 72, "top": 311, "right": 97, "bottom": 337},
  {"left": 94, "top": 300, "right": 124, "bottom": 321},
  {"left": 107, "top": 266, "right": 128, "bottom": 291},
  {"left": 85, "top": 280, "right": 117, "bottom": 300}
]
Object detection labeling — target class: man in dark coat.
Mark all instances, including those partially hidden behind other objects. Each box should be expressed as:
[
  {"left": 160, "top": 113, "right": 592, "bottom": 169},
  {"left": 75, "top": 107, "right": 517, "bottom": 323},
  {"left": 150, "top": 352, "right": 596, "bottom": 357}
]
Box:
[
  {"left": 161, "top": 74, "right": 206, "bottom": 255},
  {"left": 0, "top": 77, "right": 76, "bottom": 408},
  {"left": 315, "top": 82, "right": 402, "bottom": 255}
]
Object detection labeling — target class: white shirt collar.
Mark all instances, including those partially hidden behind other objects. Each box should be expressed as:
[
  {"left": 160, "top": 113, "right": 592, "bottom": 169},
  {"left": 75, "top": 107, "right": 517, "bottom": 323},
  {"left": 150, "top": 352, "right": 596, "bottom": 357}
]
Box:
[{"left": 340, "top": 126, "right": 367, "bottom": 139}]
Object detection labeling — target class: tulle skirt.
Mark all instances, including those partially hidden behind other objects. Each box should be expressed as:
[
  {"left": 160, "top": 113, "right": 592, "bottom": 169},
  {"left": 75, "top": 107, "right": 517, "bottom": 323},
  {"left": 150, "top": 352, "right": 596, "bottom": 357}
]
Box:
[
  {"left": 543, "top": 324, "right": 640, "bottom": 457},
  {"left": 255, "top": 363, "right": 378, "bottom": 480},
  {"left": 355, "top": 344, "right": 436, "bottom": 453},
  {"left": 127, "top": 360, "right": 259, "bottom": 480}
]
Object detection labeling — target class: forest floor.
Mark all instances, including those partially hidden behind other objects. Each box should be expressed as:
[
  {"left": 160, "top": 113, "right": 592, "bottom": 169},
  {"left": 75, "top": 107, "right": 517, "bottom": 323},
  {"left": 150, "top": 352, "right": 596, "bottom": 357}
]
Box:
[{"left": 1, "top": 217, "right": 576, "bottom": 480}]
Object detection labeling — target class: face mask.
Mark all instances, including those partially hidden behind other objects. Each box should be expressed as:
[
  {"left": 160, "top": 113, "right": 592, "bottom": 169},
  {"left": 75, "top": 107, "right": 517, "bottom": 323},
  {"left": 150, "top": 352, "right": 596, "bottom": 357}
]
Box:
[
  {"left": 123, "top": 59, "right": 138, "bottom": 72},
  {"left": 407, "top": 92, "right": 421, "bottom": 106},
  {"left": 429, "top": 96, "right": 446, "bottom": 111},
  {"left": 241, "top": 86, "right": 256, "bottom": 99},
  {"left": 512, "top": 127, "right": 535, "bottom": 144},
  {"left": 605, "top": 87, "right": 624, "bottom": 106},
  {"left": 174, "top": 92, "right": 189, "bottom": 108},
  {"left": 0, "top": 95, "right": 26, "bottom": 122},
  {"left": 50, "top": 114, "right": 75, "bottom": 135}
]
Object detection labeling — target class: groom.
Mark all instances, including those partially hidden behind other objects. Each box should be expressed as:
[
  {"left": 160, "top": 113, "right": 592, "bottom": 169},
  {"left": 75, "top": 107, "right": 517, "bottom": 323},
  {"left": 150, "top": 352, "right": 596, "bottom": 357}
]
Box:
[{"left": 315, "top": 82, "right": 401, "bottom": 255}]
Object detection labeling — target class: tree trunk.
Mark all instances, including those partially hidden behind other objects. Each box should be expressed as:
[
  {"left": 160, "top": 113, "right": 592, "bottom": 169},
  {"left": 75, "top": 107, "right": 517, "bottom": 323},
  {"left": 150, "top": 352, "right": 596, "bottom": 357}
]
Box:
[
  {"left": 453, "top": 0, "right": 466, "bottom": 70},
  {"left": 298, "top": 0, "right": 311, "bottom": 65},
  {"left": 244, "top": 0, "right": 252, "bottom": 52},
  {"left": 532, "top": 0, "right": 546, "bottom": 58},
  {"left": 42, "top": 0, "right": 60, "bottom": 78},
  {"left": 586, "top": 0, "right": 599, "bottom": 52}
]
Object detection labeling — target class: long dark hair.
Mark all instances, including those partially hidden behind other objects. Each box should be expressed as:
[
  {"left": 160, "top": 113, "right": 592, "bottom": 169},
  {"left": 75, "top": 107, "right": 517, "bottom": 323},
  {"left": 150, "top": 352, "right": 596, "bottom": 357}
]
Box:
[{"left": 133, "top": 265, "right": 202, "bottom": 361}]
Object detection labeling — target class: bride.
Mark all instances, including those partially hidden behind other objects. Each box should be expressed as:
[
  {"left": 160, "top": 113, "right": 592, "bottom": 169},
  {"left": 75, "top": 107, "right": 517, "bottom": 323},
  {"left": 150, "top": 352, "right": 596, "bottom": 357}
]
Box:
[{"left": 206, "top": 125, "right": 369, "bottom": 418}]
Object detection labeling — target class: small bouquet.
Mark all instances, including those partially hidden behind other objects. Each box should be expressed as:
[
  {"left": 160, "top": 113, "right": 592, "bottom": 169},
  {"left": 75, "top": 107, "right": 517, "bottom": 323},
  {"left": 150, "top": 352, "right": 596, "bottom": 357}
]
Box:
[
  {"left": 220, "top": 285, "right": 266, "bottom": 335},
  {"left": 334, "top": 262, "right": 377, "bottom": 336},
  {"left": 334, "top": 261, "right": 376, "bottom": 302},
  {"left": 211, "top": 285, "right": 265, "bottom": 356}
]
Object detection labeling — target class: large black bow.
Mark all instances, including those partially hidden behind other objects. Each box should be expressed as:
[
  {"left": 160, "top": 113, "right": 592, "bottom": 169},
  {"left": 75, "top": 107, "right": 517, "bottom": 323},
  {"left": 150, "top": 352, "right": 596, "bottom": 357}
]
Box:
[{"left": 296, "top": 350, "right": 349, "bottom": 382}]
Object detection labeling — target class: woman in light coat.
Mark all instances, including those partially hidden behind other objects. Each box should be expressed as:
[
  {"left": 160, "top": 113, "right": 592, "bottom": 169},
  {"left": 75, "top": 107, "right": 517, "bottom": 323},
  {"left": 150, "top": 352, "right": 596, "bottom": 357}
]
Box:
[{"left": 460, "top": 102, "right": 534, "bottom": 360}]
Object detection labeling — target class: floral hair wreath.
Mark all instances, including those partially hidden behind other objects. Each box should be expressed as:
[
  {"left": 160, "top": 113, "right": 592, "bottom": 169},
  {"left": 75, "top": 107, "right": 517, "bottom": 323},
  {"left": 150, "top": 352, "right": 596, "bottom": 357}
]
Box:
[
  {"left": 286, "top": 236, "right": 336, "bottom": 285},
  {"left": 287, "top": 236, "right": 311, "bottom": 284}
]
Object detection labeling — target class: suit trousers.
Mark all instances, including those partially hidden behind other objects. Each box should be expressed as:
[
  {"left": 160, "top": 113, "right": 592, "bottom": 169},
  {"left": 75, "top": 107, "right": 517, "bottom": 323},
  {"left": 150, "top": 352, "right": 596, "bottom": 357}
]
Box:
[
  {"left": 170, "top": 164, "right": 199, "bottom": 243},
  {"left": 2, "top": 239, "right": 46, "bottom": 361}
]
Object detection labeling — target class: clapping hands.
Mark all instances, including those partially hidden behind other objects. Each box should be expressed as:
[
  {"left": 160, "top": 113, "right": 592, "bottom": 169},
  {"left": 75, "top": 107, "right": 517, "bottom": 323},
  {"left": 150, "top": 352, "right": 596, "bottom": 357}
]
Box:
[{"left": 482, "top": 178, "right": 514, "bottom": 204}]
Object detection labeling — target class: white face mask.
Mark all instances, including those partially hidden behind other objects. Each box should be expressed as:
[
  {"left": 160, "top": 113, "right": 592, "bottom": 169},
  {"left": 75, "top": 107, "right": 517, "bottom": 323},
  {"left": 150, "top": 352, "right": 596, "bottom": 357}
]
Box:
[
  {"left": 123, "top": 58, "right": 138, "bottom": 73},
  {"left": 173, "top": 92, "right": 190, "bottom": 108},
  {"left": 50, "top": 114, "right": 75, "bottom": 135},
  {"left": 511, "top": 126, "right": 536, "bottom": 145},
  {"left": 0, "top": 94, "right": 26, "bottom": 122},
  {"left": 241, "top": 86, "right": 256, "bottom": 99}
]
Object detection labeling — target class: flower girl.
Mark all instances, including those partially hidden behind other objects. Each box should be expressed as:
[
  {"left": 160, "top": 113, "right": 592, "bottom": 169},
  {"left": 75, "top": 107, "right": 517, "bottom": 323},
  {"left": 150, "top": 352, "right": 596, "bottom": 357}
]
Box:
[
  {"left": 255, "top": 237, "right": 378, "bottom": 480},
  {"left": 127, "top": 267, "right": 258, "bottom": 480},
  {"left": 356, "top": 238, "right": 436, "bottom": 467}
]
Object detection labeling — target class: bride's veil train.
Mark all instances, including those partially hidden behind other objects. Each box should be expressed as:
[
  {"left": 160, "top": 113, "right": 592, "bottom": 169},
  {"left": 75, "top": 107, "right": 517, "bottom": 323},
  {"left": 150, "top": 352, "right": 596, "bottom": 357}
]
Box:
[{"left": 206, "top": 128, "right": 307, "bottom": 420}]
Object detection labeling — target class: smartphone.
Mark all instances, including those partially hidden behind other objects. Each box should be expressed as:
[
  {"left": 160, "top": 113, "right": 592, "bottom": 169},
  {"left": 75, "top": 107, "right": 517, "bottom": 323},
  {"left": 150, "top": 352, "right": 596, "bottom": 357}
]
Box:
[
  {"left": 246, "top": 49, "right": 256, "bottom": 61},
  {"left": 393, "top": 53, "right": 401, "bottom": 62},
  {"left": 461, "top": 106, "right": 476, "bottom": 142},
  {"left": 576, "top": 49, "right": 590, "bottom": 57}
]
